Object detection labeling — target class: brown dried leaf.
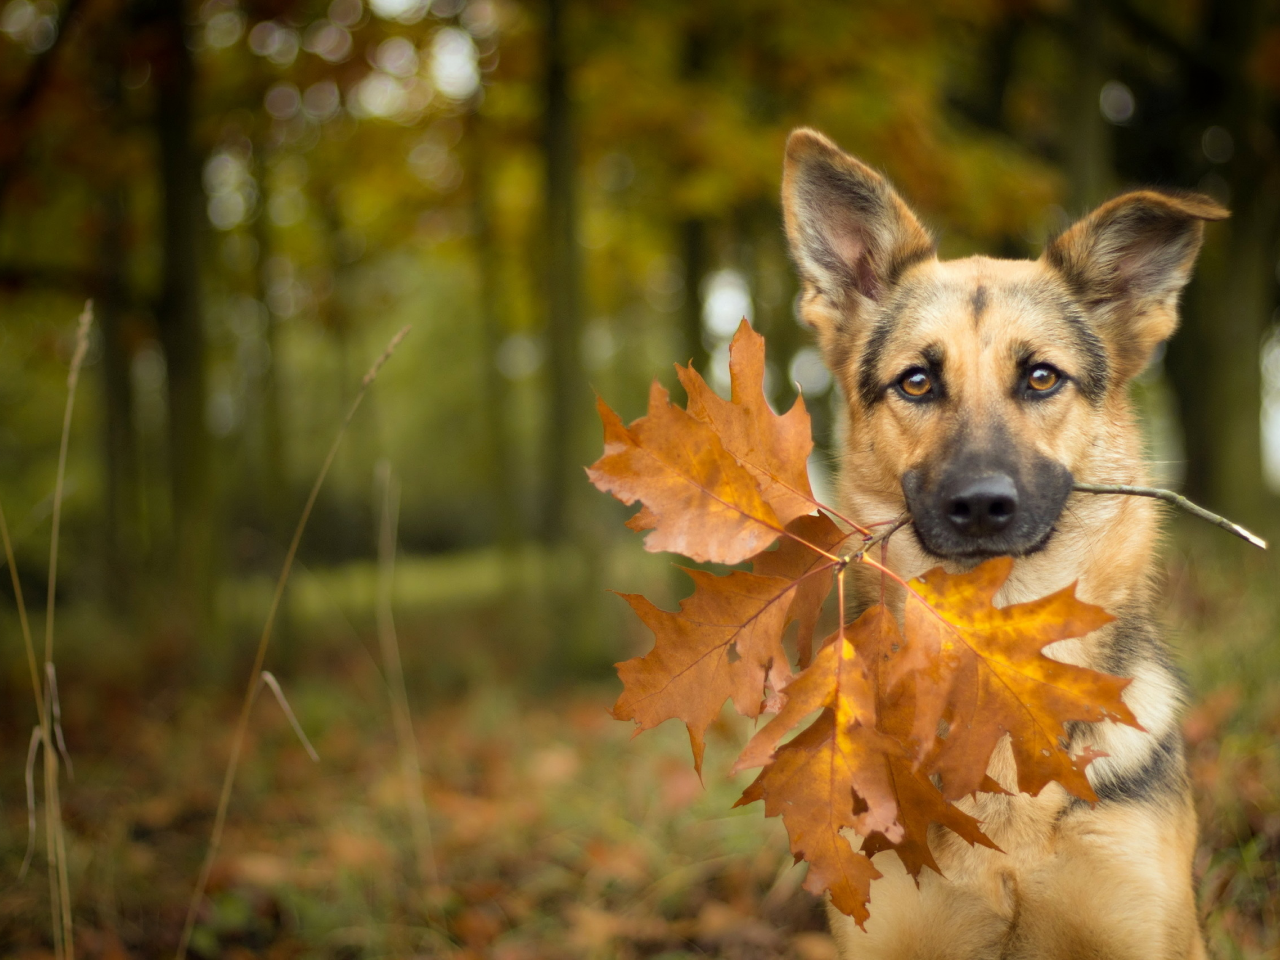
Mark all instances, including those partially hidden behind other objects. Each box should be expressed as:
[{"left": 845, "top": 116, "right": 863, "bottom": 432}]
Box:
[
  {"left": 896, "top": 557, "right": 1137, "bottom": 801},
  {"left": 679, "top": 320, "right": 816, "bottom": 526},
  {"left": 613, "top": 569, "right": 796, "bottom": 773},
  {"left": 751, "top": 512, "right": 850, "bottom": 667},
  {"left": 587, "top": 384, "right": 784, "bottom": 565},
  {"left": 844, "top": 605, "right": 1000, "bottom": 879},
  {"left": 736, "top": 713, "right": 883, "bottom": 926},
  {"left": 735, "top": 619, "right": 901, "bottom": 840}
]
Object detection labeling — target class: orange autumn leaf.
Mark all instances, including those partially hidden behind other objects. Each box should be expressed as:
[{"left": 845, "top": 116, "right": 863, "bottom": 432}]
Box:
[
  {"left": 613, "top": 568, "right": 797, "bottom": 773},
  {"left": 624, "top": 504, "right": 657, "bottom": 532},
  {"left": 587, "top": 384, "right": 784, "bottom": 564},
  {"left": 735, "top": 711, "right": 884, "bottom": 926},
  {"left": 895, "top": 557, "right": 1138, "bottom": 801},
  {"left": 679, "top": 320, "right": 817, "bottom": 527},
  {"left": 734, "top": 626, "right": 901, "bottom": 838},
  {"left": 855, "top": 607, "right": 1001, "bottom": 878},
  {"left": 858, "top": 746, "right": 1002, "bottom": 878},
  {"left": 751, "top": 512, "right": 851, "bottom": 667}
]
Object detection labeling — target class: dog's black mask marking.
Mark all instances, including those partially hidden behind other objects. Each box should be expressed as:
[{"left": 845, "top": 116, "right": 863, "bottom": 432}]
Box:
[{"left": 902, "top": 432, "right": 1074, "bottom": 560}]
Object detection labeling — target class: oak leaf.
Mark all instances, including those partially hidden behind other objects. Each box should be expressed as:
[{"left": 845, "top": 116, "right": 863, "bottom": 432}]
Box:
[
  {"left": 736, "top": 712, "right": 884, "bottom": 925},
  {"left": 587, "top": 384, "right": 784, "bottom": 564},
  {"left": 751, "top": 512, "right": 850, "bottom": 667},
  {"left": 855, "top": 606, "right": 1001, "bottom": 877},
  {"left": 679, "top": 320, "right": 817, "bottom": 527},
  {"left": 895, "top": 557, "right": 1139, "bottom": 801},
  {"left": 613, "top": 568, "right": 797, "bottom": 773},
  {"left": 735, "top": 614, "right": 901, "bottom": 839}
]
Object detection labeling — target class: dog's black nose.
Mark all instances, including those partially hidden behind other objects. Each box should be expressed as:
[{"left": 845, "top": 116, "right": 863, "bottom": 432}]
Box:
[{"left": 944, "top": 474, "right": 1018, "bottom": 537}]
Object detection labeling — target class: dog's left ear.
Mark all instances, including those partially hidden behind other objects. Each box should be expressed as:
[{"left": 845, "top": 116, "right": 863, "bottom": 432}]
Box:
[{"left": 1044, "top": 190, "right": 1228, "bottom": 381}]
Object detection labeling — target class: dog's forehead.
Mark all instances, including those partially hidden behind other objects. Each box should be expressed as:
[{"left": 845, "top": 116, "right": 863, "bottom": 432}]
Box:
[{"left": 890, "top": 256, "right": 1068, "bottom": 337}]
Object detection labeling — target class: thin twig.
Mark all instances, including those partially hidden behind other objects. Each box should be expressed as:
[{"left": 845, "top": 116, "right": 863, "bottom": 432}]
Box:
[
  {"left": 258, "top": 672, "right": 319, "bottom": 762},
  {"left": 846, "top": 513, "right": 912, "bottom": 564},
  {"left": 1072, "top": 482, "right": 1267, "bottom": 550},
  {"left": 176, "top": 325, "right": 410, "bottom": 960},
  {"left": 376, "top": 462, "right": 438, "bottom": 888}
]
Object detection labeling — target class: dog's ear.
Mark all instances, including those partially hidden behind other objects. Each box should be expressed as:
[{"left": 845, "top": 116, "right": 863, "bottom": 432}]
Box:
[
  {"left": 782, "top": 129, "right": 934, "bottom": 335},
  {"left": 1043, "top": 190, "right": 1228, "bottom": 381}
]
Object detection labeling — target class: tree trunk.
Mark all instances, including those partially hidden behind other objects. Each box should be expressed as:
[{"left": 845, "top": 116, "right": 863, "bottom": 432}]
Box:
[
  {"left": 539, "top": 0, "right": 584, "bottom": 544},
  {"left": 154, "top": 0, "right": 213, "bottom": 634},
  {"left": 99, "top": 183, "right": 139, "bottom": 611},
  {"left": 679, "top": 217, "right": 709, "bottom": 378},
  {"left": 469, "top": 109, "right": 521, "bottom": 545},
  {"left": 1066, "top": 0, "right": 1111, "bottom": 214},
  {"left": 94, "top": 13, "right": 139, "bottom": 612},
  {"left": 249, "top": 94, "right": 286, "bottom": 530}
]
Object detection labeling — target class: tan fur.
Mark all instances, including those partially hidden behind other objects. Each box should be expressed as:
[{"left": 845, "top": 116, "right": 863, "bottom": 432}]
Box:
[{"left": 780, "top": 128, "right": 1226, "bottom": 959}]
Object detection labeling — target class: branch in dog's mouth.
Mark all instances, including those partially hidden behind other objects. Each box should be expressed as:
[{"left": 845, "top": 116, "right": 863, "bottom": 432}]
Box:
[{"left": 1071, "top": 482, "right": 1268, "bottom": 550}]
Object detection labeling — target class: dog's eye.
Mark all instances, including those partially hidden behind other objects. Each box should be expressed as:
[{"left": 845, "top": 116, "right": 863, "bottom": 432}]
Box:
[
  {"left": 1027, "top": 365, "right": 1060, "bottom": 393},
  {"left": 898, "top": 370, "right": 933, "bottom": 398}
]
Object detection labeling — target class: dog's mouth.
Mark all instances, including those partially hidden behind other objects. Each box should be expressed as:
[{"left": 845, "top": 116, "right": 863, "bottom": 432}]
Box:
[
  {"left": 907, "top": 520, "right": 1059, "bottom": 562},
  {"left": 901, "top": 458, "right": 1073, "bottom": 562}
]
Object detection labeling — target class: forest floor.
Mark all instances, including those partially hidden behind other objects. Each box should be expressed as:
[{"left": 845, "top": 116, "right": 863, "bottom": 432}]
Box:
[{"left": 0, "top": 525, "right": 1276, "bottom": 959}]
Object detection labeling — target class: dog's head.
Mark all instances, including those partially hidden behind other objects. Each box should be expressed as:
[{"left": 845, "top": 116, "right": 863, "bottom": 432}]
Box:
[{"left": 781, "top": 128, "right": 1226, "bottom": 561}]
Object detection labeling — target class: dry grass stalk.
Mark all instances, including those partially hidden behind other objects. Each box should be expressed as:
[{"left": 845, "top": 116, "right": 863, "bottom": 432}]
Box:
[
  {"left": 258, "top": 670, "right": 320, "bottom": 762},
  {"left": 376, "top": 461, "right": 438, "bottom": 889},
  {"left": 175, "top": 325, "right": 410, "bottom": 960},
  {"left": 2, "top": 301, "right": 94, "bottom": 960}
]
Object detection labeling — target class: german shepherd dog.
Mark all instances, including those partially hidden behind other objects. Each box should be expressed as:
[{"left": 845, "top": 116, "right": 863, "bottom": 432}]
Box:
[{"left": 781, "top": 128, "right": 1226, "bottom": 959}]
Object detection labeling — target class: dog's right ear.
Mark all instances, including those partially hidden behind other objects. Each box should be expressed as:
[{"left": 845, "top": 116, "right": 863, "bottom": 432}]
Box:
[{"left": 782, "top": 128, "right": 934, "bottom": 335}]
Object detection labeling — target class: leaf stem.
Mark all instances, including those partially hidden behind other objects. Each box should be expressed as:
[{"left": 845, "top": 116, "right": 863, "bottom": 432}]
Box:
[
  {"left": 1071, "top": 482, "right": 1267, "bottom": 550},
  {"left": 779, "top": 526, "right": 855, "bottom": 565},
  {"left": 847, "top": 514, "right": 911, "bottom": 564},
  {"left": 836, "top": 562, "right": 846, "bottom": 646},
  {"left": 856, "top": 553, "right": 913, "bottom": 591}
]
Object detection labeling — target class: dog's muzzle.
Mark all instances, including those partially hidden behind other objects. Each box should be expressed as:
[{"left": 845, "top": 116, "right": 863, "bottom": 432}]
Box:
[{"left": 902, "top": 455, "right": 1073, "bottom": 559}]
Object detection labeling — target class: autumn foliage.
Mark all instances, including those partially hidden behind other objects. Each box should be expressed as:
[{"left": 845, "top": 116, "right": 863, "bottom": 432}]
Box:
[{"left": 587, "top": 322, "right": 1141, "bottom": 925}]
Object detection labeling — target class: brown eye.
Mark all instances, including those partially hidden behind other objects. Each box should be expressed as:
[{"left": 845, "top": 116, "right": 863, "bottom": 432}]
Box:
[
  {"left": 1027, "top": 365, "right": 1060, "bottom": 392},
  {"left": 899, "top": 370, "right": 933, "bottom": 398}
]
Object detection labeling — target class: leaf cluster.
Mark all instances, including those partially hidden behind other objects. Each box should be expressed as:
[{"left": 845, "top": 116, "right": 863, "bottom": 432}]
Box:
[{"left": 587, "top": 322, "right": 1140, "bottom": 925}]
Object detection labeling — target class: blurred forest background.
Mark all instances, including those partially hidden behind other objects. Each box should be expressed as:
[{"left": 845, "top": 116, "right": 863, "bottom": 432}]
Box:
[{"left": 0, "top": 0, "right": 1279, "bottom": 957}]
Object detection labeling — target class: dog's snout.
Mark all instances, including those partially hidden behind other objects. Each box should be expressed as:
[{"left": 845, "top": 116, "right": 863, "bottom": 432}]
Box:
[{"left": 943, "top": 474, "right": 1018, "bottom": 537}]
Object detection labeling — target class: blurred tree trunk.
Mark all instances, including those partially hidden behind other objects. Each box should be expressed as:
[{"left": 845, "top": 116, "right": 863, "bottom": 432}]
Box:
[
  {"left": 1066, "top": 0, "right": 1112, "bottom": 213},
  {"left": 679, "top": 218, "right": 709, "bottom": 377},
  {"left": 1129, "top": 0, "right": 1280, "bottom": 530},
  {"left": 677, "top": 18, "right": 712, "bottom": 385},
  {"left": 468, "top": 109, "right": 521, "bottom": 545},
  {"left": 539, "top": 0, "right": 584, "bottom": 544},
  {"left": 249, "top": 91, "right": 286, "bottom": 532},
  {"left": 0, "top": 0, "right": 86, "bottom": 215},
  {"left": 96, "top": 15, "right": 139, "bottom": 612},
  {"left": 99, "top": 186, "right": 139, "bottom": 611},
  {"left": 153, "top": 0, "right": 214, "bottom": 634}
]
